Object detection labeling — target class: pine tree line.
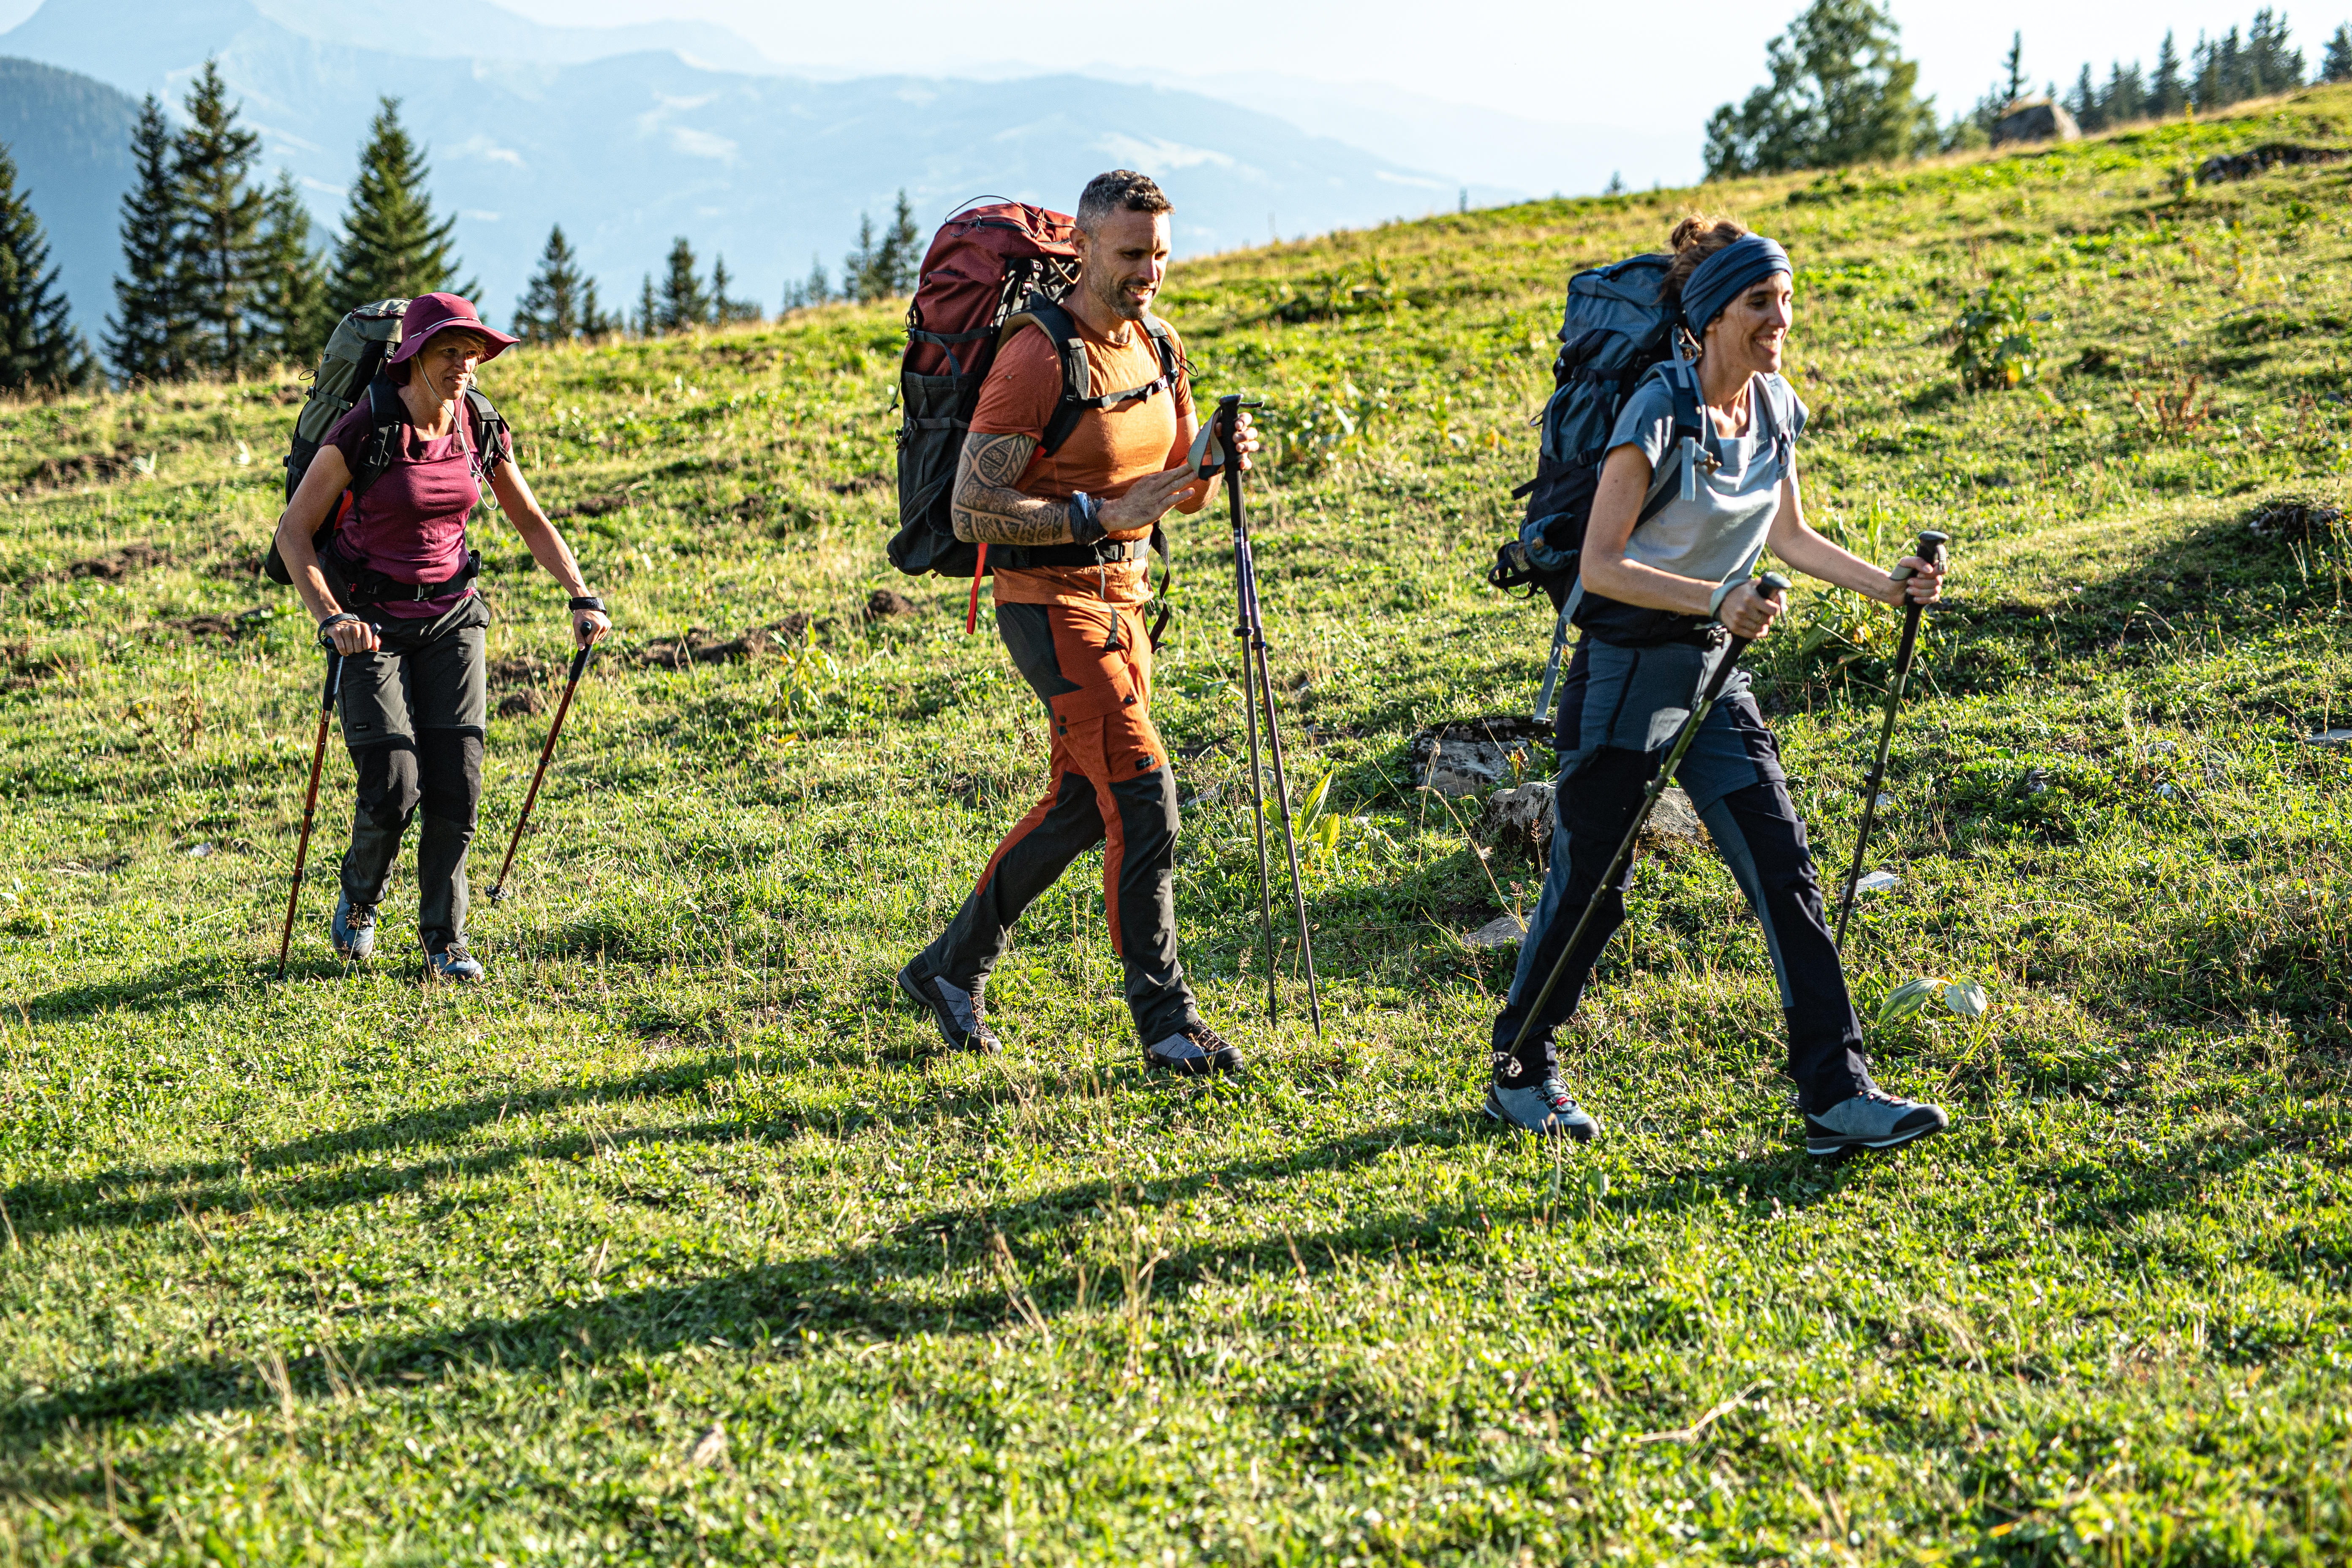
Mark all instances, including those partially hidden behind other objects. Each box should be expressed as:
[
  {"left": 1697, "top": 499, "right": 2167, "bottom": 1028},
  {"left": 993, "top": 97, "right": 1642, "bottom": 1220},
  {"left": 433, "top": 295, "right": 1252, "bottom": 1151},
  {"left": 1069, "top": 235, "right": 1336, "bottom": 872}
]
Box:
[
  {"left": 782, "top": 190, "right": 922, "bottom": 312},
  {"left": 100, "top": 64, "right": 474, "bottom": 384},
  {"left": 2058, "top": 9, "right": 2314, "bottom": 134}
]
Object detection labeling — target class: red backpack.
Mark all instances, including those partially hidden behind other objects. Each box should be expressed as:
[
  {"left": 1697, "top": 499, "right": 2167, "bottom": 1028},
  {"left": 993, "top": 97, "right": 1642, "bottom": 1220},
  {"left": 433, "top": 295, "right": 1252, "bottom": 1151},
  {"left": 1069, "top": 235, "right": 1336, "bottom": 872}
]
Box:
[{"left": 888, "top": 200, "right": 1181, "bottom": 630}]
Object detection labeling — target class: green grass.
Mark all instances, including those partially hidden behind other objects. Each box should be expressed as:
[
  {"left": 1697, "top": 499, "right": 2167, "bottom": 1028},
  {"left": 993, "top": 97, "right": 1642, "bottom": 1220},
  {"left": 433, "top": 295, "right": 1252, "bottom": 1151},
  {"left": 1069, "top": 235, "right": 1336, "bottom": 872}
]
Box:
[{"left": 5, "top": 89, "right": 2352, "bottom": 1564}]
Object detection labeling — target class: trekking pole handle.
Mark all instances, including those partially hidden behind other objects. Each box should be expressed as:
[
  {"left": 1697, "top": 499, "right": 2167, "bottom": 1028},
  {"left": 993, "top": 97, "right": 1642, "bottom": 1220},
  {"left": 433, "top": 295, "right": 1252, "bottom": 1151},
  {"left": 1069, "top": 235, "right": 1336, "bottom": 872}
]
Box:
[{"left": 1889, "top": 530, "right": 1950, "bottom": 583}]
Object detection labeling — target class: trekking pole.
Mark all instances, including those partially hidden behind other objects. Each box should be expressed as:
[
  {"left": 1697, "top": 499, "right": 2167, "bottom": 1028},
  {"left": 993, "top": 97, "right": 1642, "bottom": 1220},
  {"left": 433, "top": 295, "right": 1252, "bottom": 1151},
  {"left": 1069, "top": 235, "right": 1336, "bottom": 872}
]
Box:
[
  {"left": 1217, "top": 395, "right": 1323, "bottom": 1037},
  {"left": 275, "top": 645, "right": 346, "bottom": 980},
  {"left": 1832, "top": 529, "right": 1949, "bottom": 951},
  {"left": 1503, "top": 574, "right": 1789, "bottom": 1061},
  {"left": 485, "top": 641, "right": 596, "bottom": 905}
]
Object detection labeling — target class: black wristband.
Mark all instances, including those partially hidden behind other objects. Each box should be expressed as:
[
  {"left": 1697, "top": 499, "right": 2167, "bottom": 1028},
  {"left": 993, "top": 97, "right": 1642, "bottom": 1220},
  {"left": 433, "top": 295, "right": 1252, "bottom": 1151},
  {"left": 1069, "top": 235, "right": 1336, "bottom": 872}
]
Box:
[
  {"left": 569, "top": 595, "right": 605, "bottom": 613},
  {"left": 1067, "top": 492, "right": 1106, "bottom": 547},
  {"left": 316, "top": 611, "right": 360, "bottom": 648}
]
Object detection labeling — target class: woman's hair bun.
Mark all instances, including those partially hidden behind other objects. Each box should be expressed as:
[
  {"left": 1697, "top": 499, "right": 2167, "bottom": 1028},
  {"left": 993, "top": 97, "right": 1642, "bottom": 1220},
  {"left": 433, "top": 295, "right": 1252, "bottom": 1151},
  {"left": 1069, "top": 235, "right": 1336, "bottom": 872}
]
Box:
[{"left": 1665, "top": 213, "right": 1754, "bottom": 304}]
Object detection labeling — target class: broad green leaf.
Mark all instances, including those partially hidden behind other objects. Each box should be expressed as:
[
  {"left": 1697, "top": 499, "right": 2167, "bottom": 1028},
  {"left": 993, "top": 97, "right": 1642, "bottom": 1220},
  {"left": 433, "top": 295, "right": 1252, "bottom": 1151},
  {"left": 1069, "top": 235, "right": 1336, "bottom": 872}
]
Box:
[
  {"left": 1944, "top": 979, "right": 1989, "bottom": 1018},
  {"left": 1877, "top": 976, "right": 1944, "bottom": 1025},
  {"left": 1299, "top": 769, "right": 1336, "bottom": 828}
]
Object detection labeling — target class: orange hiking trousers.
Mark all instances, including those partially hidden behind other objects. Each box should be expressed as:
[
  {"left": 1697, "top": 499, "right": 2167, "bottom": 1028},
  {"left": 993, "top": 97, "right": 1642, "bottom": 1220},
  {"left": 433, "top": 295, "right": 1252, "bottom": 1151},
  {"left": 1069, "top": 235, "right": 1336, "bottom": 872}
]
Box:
[{"left": 917, "top": 597, "right": 1200, "bottom": 1042}]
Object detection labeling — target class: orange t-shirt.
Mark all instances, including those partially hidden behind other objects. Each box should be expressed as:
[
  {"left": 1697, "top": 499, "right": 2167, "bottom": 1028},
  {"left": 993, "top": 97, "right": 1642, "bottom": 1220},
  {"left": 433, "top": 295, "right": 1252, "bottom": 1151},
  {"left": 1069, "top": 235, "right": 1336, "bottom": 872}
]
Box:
[{"left": 967, "top": 313, "right": 1194, "bottom": 607}]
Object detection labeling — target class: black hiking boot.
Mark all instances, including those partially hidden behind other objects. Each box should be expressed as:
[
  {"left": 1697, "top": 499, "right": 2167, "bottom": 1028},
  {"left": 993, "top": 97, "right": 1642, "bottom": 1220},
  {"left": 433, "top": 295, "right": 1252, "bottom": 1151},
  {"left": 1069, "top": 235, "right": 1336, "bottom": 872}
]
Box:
[{"left": 896, "top": 958, "right": 1001, "bottom": 1055}]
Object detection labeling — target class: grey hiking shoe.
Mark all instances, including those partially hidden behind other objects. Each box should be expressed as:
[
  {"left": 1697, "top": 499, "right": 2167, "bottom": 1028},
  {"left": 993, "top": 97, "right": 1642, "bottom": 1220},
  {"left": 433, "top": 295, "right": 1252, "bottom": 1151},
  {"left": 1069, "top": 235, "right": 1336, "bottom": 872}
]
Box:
[
  {"left": 896, "top": 958, "right": 1000, "bottom": 1054},
  {"left": 330, "top": 894, "right": 378, "bottom": 961},
  {"left": 1483, "top": 1073, "right": 1601, "bottom": 1141},
  {"left": 1145, "top": 1022, "right": 1243, "bottom": 1075},
  {"left": 424, "top": 942, "right": 484, "bottom": 983},
  {"left": 1804, "top": 1090, "right": 1949, "bottom": 1157}
]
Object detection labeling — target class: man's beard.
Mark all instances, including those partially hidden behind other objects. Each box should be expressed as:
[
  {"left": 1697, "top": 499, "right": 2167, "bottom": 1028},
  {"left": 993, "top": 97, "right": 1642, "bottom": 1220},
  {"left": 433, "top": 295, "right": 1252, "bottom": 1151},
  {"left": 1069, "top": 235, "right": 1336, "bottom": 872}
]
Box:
[{"left": 1091, "top": 270, "right": 1149, "bottom": 322}]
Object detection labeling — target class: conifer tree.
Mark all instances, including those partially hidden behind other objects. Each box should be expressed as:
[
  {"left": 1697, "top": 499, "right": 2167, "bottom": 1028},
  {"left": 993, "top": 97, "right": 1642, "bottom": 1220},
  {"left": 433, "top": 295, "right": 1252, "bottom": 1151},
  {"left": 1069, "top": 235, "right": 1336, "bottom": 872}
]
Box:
[
  {"left": 2104, "top": 60, "right": 2147, "bottom": 124},
  {"left": 709, "top": 254, "right": 761, "bottom": 324},
  {"left": 2150, "top": 32, "right": 2189, "bottom": 117},
  {"left": 635, "top": 273, "right": 656, "bottom": 336},
  {"left": 882, "top": 191, "right": 920, "bottom": 295},
  {"left": 841, "top": 212, "right": 879, "bottom": 304},
  {"left": 0, "top": 142, "right": 92, "bottom": 392},
  {"left": 173, "top": 60, "right": 264, "bottom": 376},
  {"left": 2068, "top": 63, "right": 2102, "bottom": 130},
  {"left": 106, "top": 95, "right": 188, "bottom": 383},
  {"left": 514, "top": 223, "right": 593, "bottom": 343},
  {"left": 250, "top": 170, "right": 331, "bottom": 366},
  {"left": 332, "top": 98, "right": 471, "bottom": 312},
  {"left": 2325, "top": 24, "right": 2352, "bottom": 82},
  {"left": 657, "top": 237, "right": 708, "bottom": 332}
]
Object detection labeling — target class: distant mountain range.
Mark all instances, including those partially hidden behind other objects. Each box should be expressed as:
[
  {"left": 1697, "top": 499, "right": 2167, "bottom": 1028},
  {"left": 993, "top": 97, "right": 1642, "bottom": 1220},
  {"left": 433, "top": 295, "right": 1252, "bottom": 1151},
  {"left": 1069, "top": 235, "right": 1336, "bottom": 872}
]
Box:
[{"left": 0, "top": 0, "right": 1527, "bottom": 338}]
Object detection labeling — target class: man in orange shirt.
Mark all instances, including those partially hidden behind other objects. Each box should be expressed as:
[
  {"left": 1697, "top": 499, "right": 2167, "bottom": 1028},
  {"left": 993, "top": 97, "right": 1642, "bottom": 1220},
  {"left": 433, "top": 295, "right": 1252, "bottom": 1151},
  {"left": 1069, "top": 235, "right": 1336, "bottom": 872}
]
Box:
[{"left": 898, "top": 169, "right": 1256, "bottom": 1074}]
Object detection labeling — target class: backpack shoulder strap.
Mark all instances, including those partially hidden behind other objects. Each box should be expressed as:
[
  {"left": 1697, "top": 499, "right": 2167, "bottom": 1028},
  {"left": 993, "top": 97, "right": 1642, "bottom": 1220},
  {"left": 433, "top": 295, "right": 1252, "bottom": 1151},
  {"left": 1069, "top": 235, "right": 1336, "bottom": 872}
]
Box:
[
  {"left": 349, "top": 378, "right": 406, "bottom": 498},
  {"left": 463, "top": 387, "right": 508, "bottom": 480},
  {"left": 1020, "top": 297, "right": 1094, "bottom": 457},
  {"left": 1145, "top": 315, "right": 1181, "bottom": 384}
]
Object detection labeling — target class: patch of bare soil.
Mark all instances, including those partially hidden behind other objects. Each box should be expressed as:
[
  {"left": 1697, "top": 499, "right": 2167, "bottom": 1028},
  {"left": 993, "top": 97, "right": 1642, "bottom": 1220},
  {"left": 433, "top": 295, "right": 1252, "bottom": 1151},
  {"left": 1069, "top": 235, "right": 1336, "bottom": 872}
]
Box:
[
  {"left": 68, "top": 542, "right": 172, "bottom": 579},
  {"left": 553, "top": 493, "right": 630, "bottom": 519},
  {"left": 22, "top": 442, "right": 139, "bottom": 492},
  {"left": 168, "top": 608, "right": 273, "bottom": 642},
  {"left": 2245, "top": 494, "right": 2345, "bottom": 544},
  {"left": 2196, "top": 143, "right": 2350, "bottom": 183},
  {"left": 863, "top": 588, "right": 919, "bottom": 621},
  {"left": 635, "top": 614, "right": 813, "bottom": 668}
]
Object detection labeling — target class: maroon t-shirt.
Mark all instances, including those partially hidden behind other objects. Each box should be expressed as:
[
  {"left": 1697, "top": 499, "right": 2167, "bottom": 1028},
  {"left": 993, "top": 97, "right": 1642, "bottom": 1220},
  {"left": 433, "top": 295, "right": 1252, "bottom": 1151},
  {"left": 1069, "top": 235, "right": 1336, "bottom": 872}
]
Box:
[{"left": 324, "top": 395, "right": 511, "bottom": 619}]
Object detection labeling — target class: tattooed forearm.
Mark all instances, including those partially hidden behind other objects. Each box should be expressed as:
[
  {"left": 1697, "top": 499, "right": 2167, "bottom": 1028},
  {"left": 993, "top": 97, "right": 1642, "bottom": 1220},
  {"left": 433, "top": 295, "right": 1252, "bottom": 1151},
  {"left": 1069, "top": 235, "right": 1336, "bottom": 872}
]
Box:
[{"left": 952, "top": 433, "right": 1074, "bottom": 545}]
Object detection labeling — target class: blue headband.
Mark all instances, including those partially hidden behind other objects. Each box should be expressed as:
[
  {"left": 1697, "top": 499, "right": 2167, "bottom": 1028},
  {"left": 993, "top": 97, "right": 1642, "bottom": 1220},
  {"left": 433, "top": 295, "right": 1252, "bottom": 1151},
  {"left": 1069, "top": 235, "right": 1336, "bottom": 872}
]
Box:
[{"left": 1680, "top": 234, "right": 1791, "bottom": 334}]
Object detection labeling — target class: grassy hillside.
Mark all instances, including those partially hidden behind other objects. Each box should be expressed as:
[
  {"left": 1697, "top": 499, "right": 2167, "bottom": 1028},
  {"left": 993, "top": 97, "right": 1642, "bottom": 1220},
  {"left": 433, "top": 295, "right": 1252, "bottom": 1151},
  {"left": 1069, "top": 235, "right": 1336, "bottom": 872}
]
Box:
[{"left": 3, "top": 88, "right": 2351, "bottom": 1564}]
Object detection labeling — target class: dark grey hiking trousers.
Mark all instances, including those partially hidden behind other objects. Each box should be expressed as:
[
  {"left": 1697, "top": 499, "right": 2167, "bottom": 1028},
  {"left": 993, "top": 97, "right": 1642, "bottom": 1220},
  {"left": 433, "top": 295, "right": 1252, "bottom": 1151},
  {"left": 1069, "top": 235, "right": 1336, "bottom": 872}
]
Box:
[
  {"left": 1490, "top": 637, "right": 1875, "bottom": 1113},
  {"left": 333, "top": 594, "right": 489, "bottom": 954}
]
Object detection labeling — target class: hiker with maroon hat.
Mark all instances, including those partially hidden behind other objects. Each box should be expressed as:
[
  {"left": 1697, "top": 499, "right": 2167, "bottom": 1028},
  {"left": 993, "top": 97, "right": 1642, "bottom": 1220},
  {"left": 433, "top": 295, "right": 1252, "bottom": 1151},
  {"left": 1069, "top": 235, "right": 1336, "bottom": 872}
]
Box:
[
  {"left": 896, "top": 169, "right": 1262, "bottom": 1074},
  {"left": 272, "top": 292, "right": 610, "bottom": 982}
]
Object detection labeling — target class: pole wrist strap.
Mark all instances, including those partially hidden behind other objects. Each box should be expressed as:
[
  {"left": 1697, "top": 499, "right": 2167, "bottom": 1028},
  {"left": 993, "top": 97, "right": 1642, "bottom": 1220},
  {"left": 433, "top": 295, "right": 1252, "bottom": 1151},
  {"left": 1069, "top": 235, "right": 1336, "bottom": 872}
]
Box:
[
  {"left": 1707, "top": 577, "right": 1748, "bottom": 620},
  {"left": 316, "top": 612, "right": 361, "bottom": 647},
  {"left": 569, "top": 594, "right": 605, "bottom": 612}
]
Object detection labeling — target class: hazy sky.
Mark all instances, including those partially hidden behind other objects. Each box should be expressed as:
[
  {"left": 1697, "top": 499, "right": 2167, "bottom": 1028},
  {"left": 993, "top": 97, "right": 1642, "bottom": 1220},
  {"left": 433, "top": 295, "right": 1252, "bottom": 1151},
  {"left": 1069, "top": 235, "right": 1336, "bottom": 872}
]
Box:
[{"left": 497, "top": 0, "right": 2345, "bottom": 127}]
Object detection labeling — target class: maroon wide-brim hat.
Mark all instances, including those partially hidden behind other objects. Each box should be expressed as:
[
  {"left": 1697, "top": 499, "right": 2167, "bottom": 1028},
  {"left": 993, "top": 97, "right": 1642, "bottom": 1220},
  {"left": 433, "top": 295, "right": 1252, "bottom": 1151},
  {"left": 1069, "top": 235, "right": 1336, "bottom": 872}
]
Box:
[{"left": 388, "top": 292, "right": 519, "bottom": 365}]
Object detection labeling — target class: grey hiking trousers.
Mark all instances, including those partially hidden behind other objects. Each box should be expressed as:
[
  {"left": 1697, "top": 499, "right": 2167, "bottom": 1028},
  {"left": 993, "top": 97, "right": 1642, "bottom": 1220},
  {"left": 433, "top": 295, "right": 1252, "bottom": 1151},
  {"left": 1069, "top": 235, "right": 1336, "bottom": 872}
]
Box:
[{"left": 332, "top": 593, "right": 489, "bottom": 955}]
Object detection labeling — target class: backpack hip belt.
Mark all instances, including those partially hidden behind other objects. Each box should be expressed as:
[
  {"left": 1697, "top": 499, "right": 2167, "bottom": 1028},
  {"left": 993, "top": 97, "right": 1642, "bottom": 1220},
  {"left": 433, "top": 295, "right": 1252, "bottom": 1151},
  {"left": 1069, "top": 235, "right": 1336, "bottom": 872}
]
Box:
[
  {"left": 326, "top": 539, "right": 482, "bottom": 606},
  {"left": 997, "top": 532, "right": 1154, "bottom": 570}
]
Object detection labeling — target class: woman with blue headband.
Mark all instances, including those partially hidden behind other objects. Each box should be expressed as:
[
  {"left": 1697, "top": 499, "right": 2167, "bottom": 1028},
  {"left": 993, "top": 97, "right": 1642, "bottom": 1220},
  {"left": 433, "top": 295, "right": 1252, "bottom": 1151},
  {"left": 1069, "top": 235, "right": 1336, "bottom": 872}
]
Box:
[{"left": 1484, "top": 214, "right": 1951, "bottom": 1158}]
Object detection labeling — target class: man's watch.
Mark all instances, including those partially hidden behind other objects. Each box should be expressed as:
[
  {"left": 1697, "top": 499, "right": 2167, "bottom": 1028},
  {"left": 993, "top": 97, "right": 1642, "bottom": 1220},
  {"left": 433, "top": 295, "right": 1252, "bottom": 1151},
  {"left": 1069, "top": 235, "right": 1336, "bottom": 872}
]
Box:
[
  {"left": 569, "top": 594, "right": 605, "bottom": 613},
  {"left": 1067, "top": 492, "right": 1106, "bottom": 547}
]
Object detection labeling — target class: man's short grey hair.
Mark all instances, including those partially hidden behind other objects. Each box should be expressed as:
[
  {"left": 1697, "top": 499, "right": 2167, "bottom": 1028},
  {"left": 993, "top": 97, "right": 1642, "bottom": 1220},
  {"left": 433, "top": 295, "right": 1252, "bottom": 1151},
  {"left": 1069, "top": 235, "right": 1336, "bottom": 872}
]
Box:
[{"left": 1076, "top": 170, "right": 1173, "bottom": 234}]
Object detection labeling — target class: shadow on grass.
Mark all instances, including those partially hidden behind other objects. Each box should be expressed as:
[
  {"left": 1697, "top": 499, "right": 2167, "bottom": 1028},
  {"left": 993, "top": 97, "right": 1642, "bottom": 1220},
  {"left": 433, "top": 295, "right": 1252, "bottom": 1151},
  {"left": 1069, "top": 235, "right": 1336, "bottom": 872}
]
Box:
[
  {"left": 0, "top": 1118, "right": 1472, "bottom": 1449},
  {"left": 20, "top": 957, "right": 241, "bottom": 1022}
]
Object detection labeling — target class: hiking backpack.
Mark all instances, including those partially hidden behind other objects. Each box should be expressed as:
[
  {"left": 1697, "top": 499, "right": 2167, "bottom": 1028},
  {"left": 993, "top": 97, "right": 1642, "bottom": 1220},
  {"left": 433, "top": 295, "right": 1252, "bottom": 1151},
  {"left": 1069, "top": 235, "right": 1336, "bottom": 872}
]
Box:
[
  {"left": 889, "top": 200, "right": 1183, "bottom": 598},
  {"left": 263, "top": 297, "right": 507, "bottom": 589},
  {"left": 1488, "top": 253, "right": 1712, "bottom": 612}
]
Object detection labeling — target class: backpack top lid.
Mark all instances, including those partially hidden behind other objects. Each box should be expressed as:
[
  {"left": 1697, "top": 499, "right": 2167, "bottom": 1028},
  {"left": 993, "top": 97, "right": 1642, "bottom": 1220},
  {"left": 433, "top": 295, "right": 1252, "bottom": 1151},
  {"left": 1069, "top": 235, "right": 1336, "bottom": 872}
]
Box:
[
  {"left": 904, "top": 201, "right": 1080, "bottom": 380},
  {"left": 1554, "top": 252, "right": 1677, "bottom": 382}
]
